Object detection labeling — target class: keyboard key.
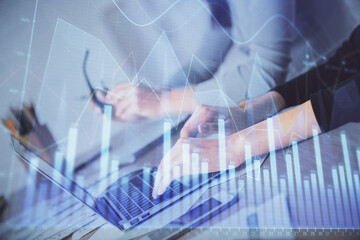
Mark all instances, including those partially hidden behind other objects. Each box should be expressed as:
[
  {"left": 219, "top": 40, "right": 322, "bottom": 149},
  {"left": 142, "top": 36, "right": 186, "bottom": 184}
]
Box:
[
  {"left": 118, "top": 204, "right": 131, "bottom": 220},
  {"left": 151, "top": 194, "right": 168, "bottom": 205},
  {"left": 107, "top": 193, "right": 131, "bottom": 220},
  {"left": 148, "top": 174, "right": 156, "bottom": 187},
  {"left": 128, "top": 188, "right": 142, "bottom": 202},
  {"left": 112, "top": 180, "right": 155, "bottom": 215},
  {"left": 140, "top": 187, "right": 153, "bottom": 199},
  {"left": 161, "top": 188, "right": 176, "bottom": 200},
  {"left": 130, "top": 218, "right": 140, "bottom": 226},
  {"left": 138, "top": 200, "right": 153, "bottom": 211},
  {"left": 131, "top": 177, "right": 153, "bottom": 193},
  {"left": 141, "top": 212, "right": 150, "bottom": 219},
  {"left": 169, "top": 181, "right": 181, "bottom": 193},
  {"left": 169, "top": 180, "right": 188, "bottom": 193},
  {"left": 127, "top": 205, "right": 142, "bottom": 217},
  {"left": 130, "top": 177, "right": 144, "bottom": 188},
  {"left": 111, "top": 189, "right": 129, "bottom": 205}
]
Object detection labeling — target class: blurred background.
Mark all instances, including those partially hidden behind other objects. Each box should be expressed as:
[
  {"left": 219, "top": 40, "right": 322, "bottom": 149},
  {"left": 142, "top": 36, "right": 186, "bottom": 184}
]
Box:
[{"left": 1, "top": 0, "right": 360, "bottom": 218}]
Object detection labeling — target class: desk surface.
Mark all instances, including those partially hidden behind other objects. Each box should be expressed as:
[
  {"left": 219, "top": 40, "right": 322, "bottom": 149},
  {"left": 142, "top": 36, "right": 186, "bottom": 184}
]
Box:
[{"left": 2, "top": 122, "right": 360, "bottom": 239}]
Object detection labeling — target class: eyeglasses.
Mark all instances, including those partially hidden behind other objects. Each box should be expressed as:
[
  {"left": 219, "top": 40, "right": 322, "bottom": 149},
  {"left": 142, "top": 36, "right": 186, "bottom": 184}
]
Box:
[{"left": 83, "top": 50, "right": 113, "bottom": 114}]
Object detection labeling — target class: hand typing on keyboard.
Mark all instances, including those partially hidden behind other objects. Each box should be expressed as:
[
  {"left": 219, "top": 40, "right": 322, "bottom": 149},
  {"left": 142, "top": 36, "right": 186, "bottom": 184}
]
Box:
[{"left": 152, "top": 136, "right": 243, "bottom": 199}]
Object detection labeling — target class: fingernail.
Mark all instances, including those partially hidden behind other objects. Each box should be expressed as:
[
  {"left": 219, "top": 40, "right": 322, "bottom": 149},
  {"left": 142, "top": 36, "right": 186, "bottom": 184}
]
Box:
[{"left": 201, "top": 124, "right": 209, "bottom": 132}]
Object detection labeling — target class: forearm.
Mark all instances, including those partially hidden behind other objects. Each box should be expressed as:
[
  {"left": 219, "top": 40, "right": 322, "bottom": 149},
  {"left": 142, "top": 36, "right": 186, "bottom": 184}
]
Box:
[
  {"left": 232, "top": 100, "right": 321, "bottom": 163},
  {"left": 273, "top": 25, "right": 360, "bottom": 108},
  {"left": 239, "top": 91, "right": 285, "bottom": 111},
  {"left": 163, "top": 87, "right": 197, "bottom": 115},
  {"left": 236, "top": 91, "right": 286, "bottom": 128}
]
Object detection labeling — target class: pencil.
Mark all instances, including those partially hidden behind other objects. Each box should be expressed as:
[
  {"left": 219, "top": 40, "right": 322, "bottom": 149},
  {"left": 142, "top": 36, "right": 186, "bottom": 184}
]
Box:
[
  {"left": 2, "top": 119, "right": 17, "bottom": 133},
  {"left": 23, "top": 106, "right": 34, "bottom": 124},
  {"left": 30, "top": 103, "right": 39, "bottom": 125}
]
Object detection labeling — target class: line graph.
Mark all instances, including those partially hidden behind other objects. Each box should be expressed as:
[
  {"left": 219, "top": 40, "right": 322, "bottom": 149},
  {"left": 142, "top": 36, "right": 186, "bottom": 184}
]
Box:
[
  {"left": 112, "top": 0, "right": 327, "bottom": 60},
  {"left": 111, "top": 0, "right": 183, "bottom": 27},
  {"left": 0, "top": 31, "right": 282, "bottom": 155},
  {"left": 32, "top": 15, "right": 335, "bottom": 154},
  {"left": 2, "top": 1, "right": 360, "bottom": 235},
  {"left": 1, "top": 16, "right": 332, "bottom": 161},
  {"left": 4, "top": 15, "right": 353, "bottom": 178}
]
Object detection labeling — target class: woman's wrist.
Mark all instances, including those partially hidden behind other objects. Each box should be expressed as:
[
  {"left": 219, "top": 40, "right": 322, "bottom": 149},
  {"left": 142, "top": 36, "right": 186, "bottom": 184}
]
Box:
[
  {"left": 269, "top": 91, "right": 286, "bottom": 112},
  {"left": 229, "top": 119, "right": 271, "bottom": 167},
  {"left": 166, "top": 87, "right": 197, "bottom": 114},
  {"left": 227, "top": 132, "right": 246, "bottom": 167}
]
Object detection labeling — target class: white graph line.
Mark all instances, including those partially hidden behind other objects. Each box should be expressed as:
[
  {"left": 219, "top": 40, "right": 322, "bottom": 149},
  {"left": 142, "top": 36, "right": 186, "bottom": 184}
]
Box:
[
  {"left": 112, "top": 0, "right": 327, "bottom": 60},
  {"left": 8, "top": 0, "right": 39, "bottom": 200},
  {"left": 36, "top": 19, "right": 289, "bottom": 150},
  {"left": 20, "top": 0, "right": 39, "bottom": 111},
  {"left": 111, "top": 0, "right": 183, "bottom": 27}
]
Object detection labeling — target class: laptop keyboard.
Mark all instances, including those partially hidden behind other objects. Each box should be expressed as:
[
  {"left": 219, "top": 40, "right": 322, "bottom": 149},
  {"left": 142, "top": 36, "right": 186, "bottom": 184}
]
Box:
[{"left": 106, "top": 169, "right": 189, "bottom": 220}]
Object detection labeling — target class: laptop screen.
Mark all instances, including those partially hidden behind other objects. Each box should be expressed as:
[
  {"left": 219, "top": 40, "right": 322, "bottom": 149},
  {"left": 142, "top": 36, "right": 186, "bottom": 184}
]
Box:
[{"left": 11, "top": 137, "right": 98, "bottom": 211}]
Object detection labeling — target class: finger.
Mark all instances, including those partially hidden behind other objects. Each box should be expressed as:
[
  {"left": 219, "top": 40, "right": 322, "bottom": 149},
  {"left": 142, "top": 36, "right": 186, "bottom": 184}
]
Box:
[
  {"left": 180, "top": 113, "right": 199, "bottom": 138},
  {"left": 198, "top": 122, "right": 217, "bottom": 134},
  {"left": 108, "top": 82, "right": 133, "bottom": 94},
  {"left": 90, "top": 96, "right": 103, "bottom": 115},
  {"left": 180, "top": 106, "right": 212, "bottom": 138},
  {"left": 152, "top": 168, "right": 163, "bottom": 199},
  {"left": 152, "top": 143, "right": 182, "bottom": 198},
  {"left": 180, "top": 122, "right": 199, "bottom": 138},
  {"left": 157, "top": 173, "right": 173, "bottom": 196},
  {"left": 106, "top": 89, "right": 128, "bottom": 104},
  {"left": 198, "top": 119, "right": 235, "bottom": 135},
  {"left": 114, "top": 99, "right": 132, "bottom": 120},
  {"left": 106, "top": 84, "right": 133, "bottom": 103},
  {"left": 93, "top": 105, "right": 102, "bottom": 115},
  {"left": 239, "top": 100, "right": 246, "bottom": 110},
  {"left": 120, "top": 106, "right": 139, "bottom": 122}
]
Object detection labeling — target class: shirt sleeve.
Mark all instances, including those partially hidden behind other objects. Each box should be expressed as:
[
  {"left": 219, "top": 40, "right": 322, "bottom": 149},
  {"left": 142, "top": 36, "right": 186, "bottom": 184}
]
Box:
[
  {"left": 195, "top": 0, "right": 296, "bottom": 104},
  {"left": 273, "top": 25, "right": 360, "bottom": 108},
  {"left": 310, "top": 74, "right": 360, "bottom": 132}
]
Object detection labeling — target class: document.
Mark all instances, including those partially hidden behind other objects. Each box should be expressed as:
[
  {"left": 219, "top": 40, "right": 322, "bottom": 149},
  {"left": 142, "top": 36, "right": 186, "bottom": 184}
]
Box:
[{"left": 0, "top": 194, "right": 106, "bottom": 240}]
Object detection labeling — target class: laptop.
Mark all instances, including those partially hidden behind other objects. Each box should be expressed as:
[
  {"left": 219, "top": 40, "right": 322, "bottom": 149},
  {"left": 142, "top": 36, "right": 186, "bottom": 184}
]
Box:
[{"left": 11, "top": 136, "right": 267, "bottom": 233}]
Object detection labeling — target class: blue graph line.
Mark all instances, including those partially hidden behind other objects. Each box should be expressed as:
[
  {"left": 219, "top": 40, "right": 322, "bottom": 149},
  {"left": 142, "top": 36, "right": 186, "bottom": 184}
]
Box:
[
  {"left": 100, "top": 105, "right": 112, "bottom": 178},
  {"left": 326, "top": 187, "right": 337, "bottom": 228},
  {"left": 303, "top": 179, "right": 314, "bottom": 227},
  {"left": 263, "top": 168, "right": 273, "bottom": 228},
  {"left": 310, "top": 173, "right": 322, "bottom": 228},
  {"left": 340, "top": 132, "right": 360, "bottom": 227},
  {"left": 312, "top": 128, "right": 330, "bottom": 227},
  {"left": 338, "top": 165, "right": 352, "bottom": 227},
  {"left": 285, "top": 153, "right": 298, "bottom": 227},
  {"left": 332, "top": 167, "right": 345, "bottom": 228},
  {"left": 292, "top": 141, "right": 306, "bottom": 228}
]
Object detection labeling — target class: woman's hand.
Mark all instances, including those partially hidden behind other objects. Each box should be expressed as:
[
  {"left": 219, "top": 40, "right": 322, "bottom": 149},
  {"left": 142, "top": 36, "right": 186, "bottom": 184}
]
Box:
[
  {"left": 180, "top": 91, "right": 285, "bottom": 137},
  {"left": 92, "top": 83, "right": 196, "bottom": 121},
  {"left": 103, "top": 82, "right": 165, "bottom": 121},
  {"left": 180, "top": 104, "right": 247, "bottom": 138},
  {"left": 152, "top": 134, "right": 243, "bottom": 198}
]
